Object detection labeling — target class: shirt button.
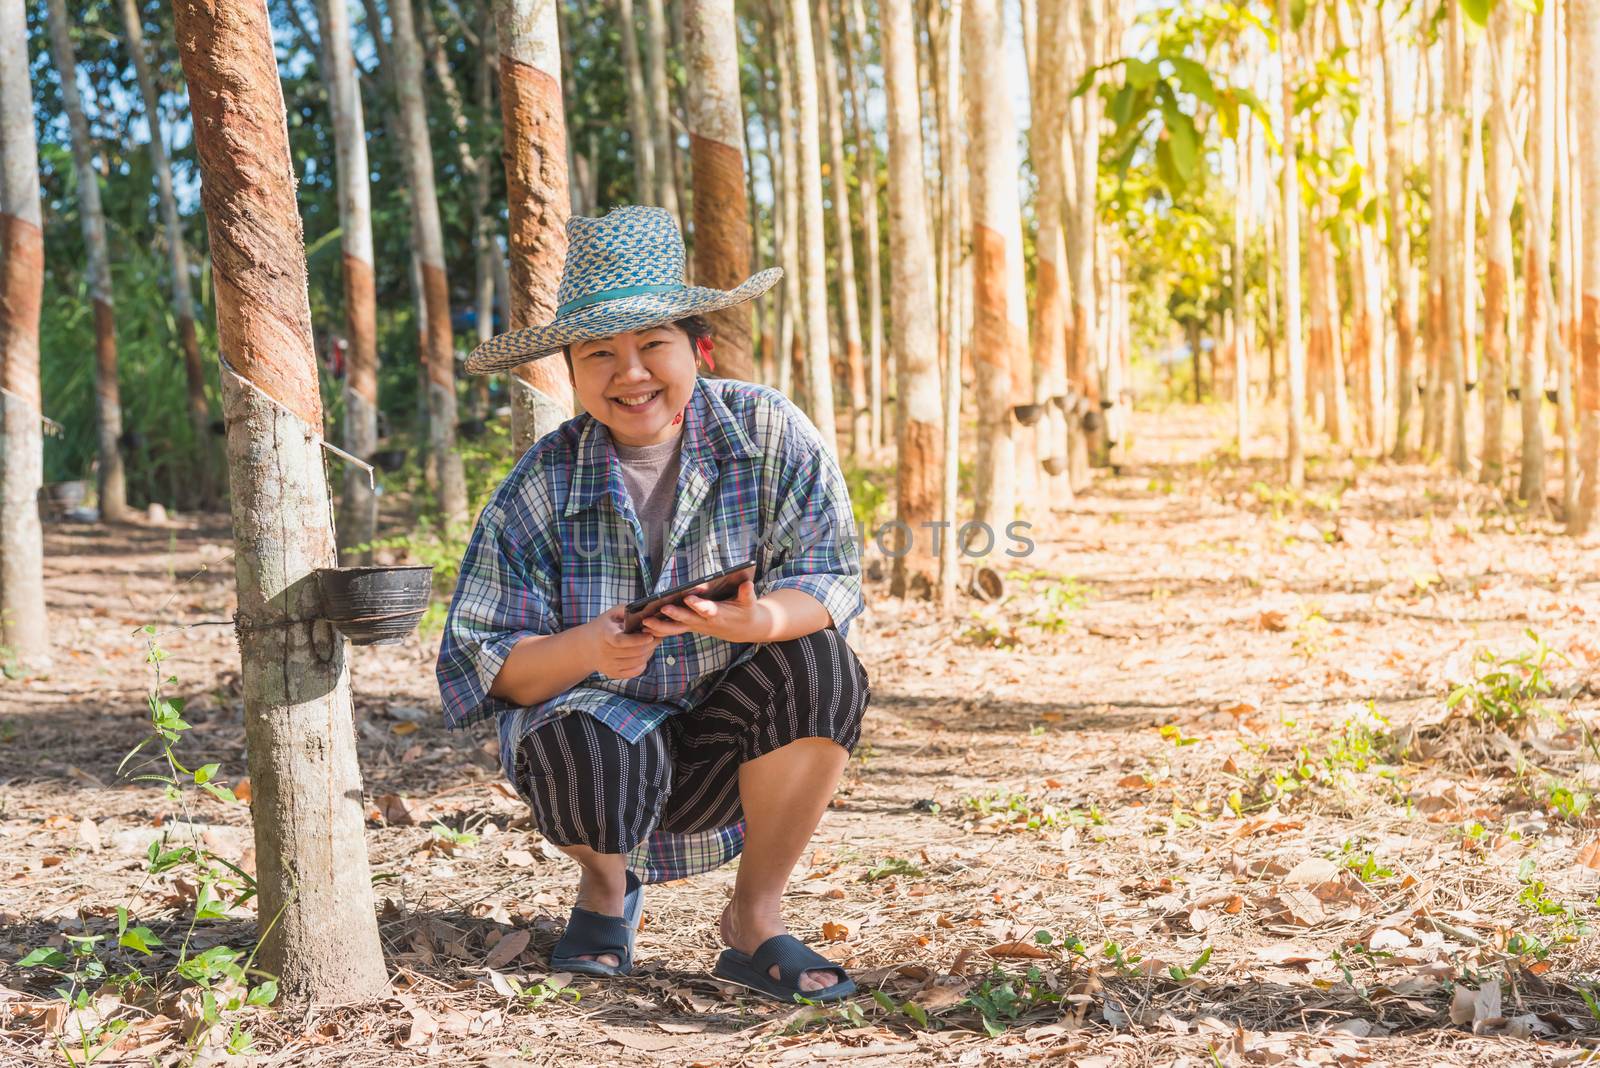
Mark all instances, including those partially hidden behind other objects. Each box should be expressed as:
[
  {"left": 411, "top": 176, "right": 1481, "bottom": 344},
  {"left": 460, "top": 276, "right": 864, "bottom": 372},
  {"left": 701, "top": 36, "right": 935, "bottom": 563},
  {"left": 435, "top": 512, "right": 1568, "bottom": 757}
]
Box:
[{"left": 665, "top": 656, "right": 677, "bottom": 666}]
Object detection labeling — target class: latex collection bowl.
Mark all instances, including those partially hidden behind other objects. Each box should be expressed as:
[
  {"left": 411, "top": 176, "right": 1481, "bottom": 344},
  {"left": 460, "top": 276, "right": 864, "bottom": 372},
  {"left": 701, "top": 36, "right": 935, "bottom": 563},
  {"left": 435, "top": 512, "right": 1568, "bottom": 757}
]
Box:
[{"left": 316, "top": 565, "right": 433, "bottom": 646}]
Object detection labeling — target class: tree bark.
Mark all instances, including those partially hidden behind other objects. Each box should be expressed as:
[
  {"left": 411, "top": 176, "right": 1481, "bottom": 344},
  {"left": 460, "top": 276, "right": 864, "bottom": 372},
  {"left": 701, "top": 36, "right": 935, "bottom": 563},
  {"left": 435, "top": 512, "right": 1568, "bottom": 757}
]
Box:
[
  {"left": 311, "top": 0, "right": 382, "bottom": 559},
  {"left": 1572, "top": 0, "right": 1600, "bottom": 535},
  {"left": 386, "top": 0, "right": 467, "bottom": 523},
  {"left": 46, "top": 0, "right": 130, "bottom": 522},
  {"left": 120, "top": 0, "right": 217, "bottom": 510},
  {"left": 0, "top": 0, "right": 48, "bottom": 667},
  {"left": 964, "top": 0, "right": 1029, "bottom": 528},
  {"left": 641, "top": 0, "right": 682, "bottom": 223},
  {"left": 787, "top": 0, "right": 840, "bottom": 450},
  {"left": 1555, "top": 0, "right": 1578, "bottom": 517},
  {"left": 768, "top": 0, "right": 803, "bottom": 402},
  {"left": 1382, "top": 14, "right": 1417, "bottom": 461},
  {"left": 842, "top": 0, "right": 884, "bottom": 454},
  {"left": 937, "top": 0, "right": 964, "bottom": 609},
  {"left": 496, "top": 0, "right": 577, "bottom": 454},
  {"left": 1277, "top": 0, "right": 1305, "bottom": 488},
  {"left": 1422, "top": 40, "right": 1445, "bottom": 460},
  {"left": 1030, "top": 0, "right": 1070, "bottom": 483},
  {"left": 1519, "top": 0, "right": 1554, "bottom": 511},
  {"left": 814, "top": 0, "right": 869, "bottom": 459},
  {"left": 683, "top": 0, "right": 757, "bottom": 384},
  {"left": 1444, "top": 6, "right": 1471, "bottom": 475},
  {"left": 1064, "top": 0, "right": 1101, "bottom": 485},
  {"left": 172, "top": 0, "right": 387, "bottom": 999},
  {"left": 881, "top": 0, "right": 939, "bottom": 598},
  {"left": 618, "top": 0, "right": 657, "bottom": 205},
  {"left": 1480, "top": 0, "right": 1513, "bottom": 486}
]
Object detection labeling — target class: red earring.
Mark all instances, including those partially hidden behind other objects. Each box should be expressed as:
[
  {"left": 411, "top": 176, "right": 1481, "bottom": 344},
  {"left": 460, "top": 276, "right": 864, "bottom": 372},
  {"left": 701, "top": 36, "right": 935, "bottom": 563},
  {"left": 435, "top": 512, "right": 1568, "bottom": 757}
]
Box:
[{"left": 696, "top": 336, "right": 716, "bottom": 371}]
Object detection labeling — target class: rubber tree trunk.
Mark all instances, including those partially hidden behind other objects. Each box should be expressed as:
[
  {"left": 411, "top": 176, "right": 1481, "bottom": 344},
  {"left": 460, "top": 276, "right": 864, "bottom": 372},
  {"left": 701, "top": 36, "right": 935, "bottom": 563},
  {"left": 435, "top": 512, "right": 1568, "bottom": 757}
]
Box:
[
  {"left": 842, "top": 0, "right": 884, "bottom": 453},
  {"left": 1064, "top": 0, "right": 1101, "bottom": 484},
  {"left": 0, "top": 0, "right": 49, "bottom": 668},
  {"left": 120, "top": 0, "right": 217, "bottom": 510},
  {"left": 1030, "top": 0, "right": 1071, "bottom": 484},
  {"left": 787, "top": 0, "right": 840, "bottom": 450},
  {"left": 1422, "top": 43, "right": 1445, "bottom": 459},
  {"left": 617, "top": 0, "right": 656, "bottom": 204},
  {"left": 938, "top": 0, "right": 964, "bottom": 609},
  {"left": 313, "top": 0, "right": 381, "bottom": 560},
  {"left": 1233, "top": 125, "right": 1250, "bottom": 454},
  {"left": 882, "top": 0, "right": 940, "bottom": 598},
  {"left": 1382, "top": 18, "right": 1418, "bottom": 461},
  {"left": 1277, "top": 0, "right": 1306, "bottom": 488},
  {"left": 1555, "top": 4, "right": 1578, "bottom": 517},
  {"left": 964, "top": 0, "right": 1029, "bottom": 529},
  {"left": 496, "top": 0, "right": 577, "bottom": 453},
  {"left": 386, "top": 0, "right": 467, "bottom": 523},
  {"left": 1444, "top": 5, "right": 1471, "bottom": 475},
  {"left": 752, "top": 49, "right": 784, "bottom": 382},
  {"left": 683, "top": 0, "right": 757, "bottom": 384},
  {"left": 768, "top": 0, "right": 802, "bottom": 402},
  {"left": 1519, "top": 0, "right": 1554, "bottom": 511},
  {"left": 171, "top": 0, "right": 387, "bottom": 999},
  {"left": 1481, "top": 0, "right": 1514, "bottom": 486},
  {"left": 46, "top": 0, "right": 130, "bottom": 523},
  {"left": 641, "top": 0, "right": 682, "bottom": 224},
  {"left": 813, "top": 0, "right": 869, "bottom": 459},
  {"left": 1573, "top": 0, "right": 1600, "bottom": 536}
]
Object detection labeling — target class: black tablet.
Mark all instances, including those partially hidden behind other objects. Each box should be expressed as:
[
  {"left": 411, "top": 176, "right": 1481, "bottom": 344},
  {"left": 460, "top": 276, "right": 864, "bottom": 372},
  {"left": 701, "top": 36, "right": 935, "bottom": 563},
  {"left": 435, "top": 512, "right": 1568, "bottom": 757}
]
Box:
[{"left": 622, "top": 559, "right": 758, "bottom": 634}]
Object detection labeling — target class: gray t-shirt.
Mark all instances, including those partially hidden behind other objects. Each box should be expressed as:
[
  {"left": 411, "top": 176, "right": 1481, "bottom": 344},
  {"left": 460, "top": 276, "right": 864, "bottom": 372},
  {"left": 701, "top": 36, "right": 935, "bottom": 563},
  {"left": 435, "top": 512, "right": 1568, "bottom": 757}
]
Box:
[{"left": 613, "top": 432, "right": 685, "bottom": 580}]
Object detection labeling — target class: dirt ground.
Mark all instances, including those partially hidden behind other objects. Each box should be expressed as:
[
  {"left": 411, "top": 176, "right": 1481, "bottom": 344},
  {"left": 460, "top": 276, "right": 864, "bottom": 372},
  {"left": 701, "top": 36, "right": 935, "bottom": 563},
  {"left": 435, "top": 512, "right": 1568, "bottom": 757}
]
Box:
[{"left": 3, "top": 404, "right": 1600, "bottom": 1067}]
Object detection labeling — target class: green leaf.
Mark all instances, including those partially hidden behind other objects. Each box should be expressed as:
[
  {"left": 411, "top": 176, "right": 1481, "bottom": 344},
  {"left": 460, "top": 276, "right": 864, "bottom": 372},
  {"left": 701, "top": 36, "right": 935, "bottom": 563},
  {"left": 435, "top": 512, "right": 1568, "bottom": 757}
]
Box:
[
  {"left": 202, "top": 782, "right": 238, "bottom": 804},
  {"left": 118, "top": 927, "right": 162, "bottom": 955},
  {"left": 246, "top": 980, "right": 279, "bottom": 1007},
  {"left": 1164, "top": 108, "right": 1200, "bottom": 183},
  {"left": 1167, "top": 57, "right": 1217, "bottom": 105},
  {"left": 16, "top": 947, "right": 69, "bottom": 969},
  {"left": 1459, "top": 0, "right": 1493, "bottom": 25},
  {"left": 1125, "top": 57, "right": 1160, "bottom": 90},
  {"left": 194, "top": 763, "right": 219, "bottom": 786},
  {"left": 1111, "top": 83, "right": 1137, "bottom": 130}
]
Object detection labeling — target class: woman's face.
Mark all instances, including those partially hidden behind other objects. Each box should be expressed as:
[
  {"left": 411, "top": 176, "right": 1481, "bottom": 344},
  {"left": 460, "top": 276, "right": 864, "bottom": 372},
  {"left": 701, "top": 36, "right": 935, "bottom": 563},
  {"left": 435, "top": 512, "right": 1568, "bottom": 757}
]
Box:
[{"left": 568, "top": 324, "right": 697, "bottom": 447}]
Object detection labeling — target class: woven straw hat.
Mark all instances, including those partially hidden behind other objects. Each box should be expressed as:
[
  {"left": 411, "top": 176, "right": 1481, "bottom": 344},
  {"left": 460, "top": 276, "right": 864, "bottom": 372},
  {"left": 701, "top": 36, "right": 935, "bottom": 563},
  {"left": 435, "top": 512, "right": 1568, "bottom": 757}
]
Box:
[{"left": 464, "top": 205, "right": 782, "bottom": 374}]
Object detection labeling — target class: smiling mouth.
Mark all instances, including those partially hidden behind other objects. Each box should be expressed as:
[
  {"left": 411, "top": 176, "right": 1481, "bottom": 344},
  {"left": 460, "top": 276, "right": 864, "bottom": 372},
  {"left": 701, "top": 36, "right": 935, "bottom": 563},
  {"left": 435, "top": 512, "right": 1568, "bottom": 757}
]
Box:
[{"left": 611, "top": 390, "right": 662, "bottom": 409}]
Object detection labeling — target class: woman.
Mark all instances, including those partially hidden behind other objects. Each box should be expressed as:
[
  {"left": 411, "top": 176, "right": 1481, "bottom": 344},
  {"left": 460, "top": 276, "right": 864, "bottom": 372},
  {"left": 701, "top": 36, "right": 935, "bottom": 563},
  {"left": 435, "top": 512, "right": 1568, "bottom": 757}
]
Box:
[{"left": 436, "top": 206, "right": 869, "bottom": 1003}]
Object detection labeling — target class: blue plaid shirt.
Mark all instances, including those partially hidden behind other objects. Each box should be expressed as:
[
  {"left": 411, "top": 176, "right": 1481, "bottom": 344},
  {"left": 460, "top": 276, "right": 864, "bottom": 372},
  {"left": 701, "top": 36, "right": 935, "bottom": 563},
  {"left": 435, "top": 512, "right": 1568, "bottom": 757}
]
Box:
[{"left": 436, "top": 376, "right": 863, "bottom": 882}]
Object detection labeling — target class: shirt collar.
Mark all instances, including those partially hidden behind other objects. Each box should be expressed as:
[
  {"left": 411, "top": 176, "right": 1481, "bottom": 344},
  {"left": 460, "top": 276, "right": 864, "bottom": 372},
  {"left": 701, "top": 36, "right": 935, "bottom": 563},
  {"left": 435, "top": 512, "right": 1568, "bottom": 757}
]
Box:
[{"left": 564, "top": 377, "right": 759, "bottom": 517}]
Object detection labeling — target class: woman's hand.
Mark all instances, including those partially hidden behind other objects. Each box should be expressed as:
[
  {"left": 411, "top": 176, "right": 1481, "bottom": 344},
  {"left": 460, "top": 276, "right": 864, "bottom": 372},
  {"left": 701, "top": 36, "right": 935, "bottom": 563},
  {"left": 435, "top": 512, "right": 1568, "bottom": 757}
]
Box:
[
  {"left": 585, "top": 605, "right": 660, "bottom": 679},
  {"left": 640, "top": 580, "right": 774, "bottom": 644}
]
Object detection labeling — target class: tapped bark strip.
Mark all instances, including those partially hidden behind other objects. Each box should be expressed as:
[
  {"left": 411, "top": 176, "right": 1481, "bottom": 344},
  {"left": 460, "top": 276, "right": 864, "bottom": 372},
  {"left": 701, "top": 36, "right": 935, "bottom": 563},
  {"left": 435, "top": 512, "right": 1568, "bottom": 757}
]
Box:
[
  {"left": 171, "top": 0, "right": 387, "bottom": 999},
  {"left": 688, "top": 133, "right": 756, "bottom": 381},
  {"left": 1, "top": 0, "right": 48, "bottom": 664},
  {"left": 495, "top": 2, "right": 575, "bottom": 452}
]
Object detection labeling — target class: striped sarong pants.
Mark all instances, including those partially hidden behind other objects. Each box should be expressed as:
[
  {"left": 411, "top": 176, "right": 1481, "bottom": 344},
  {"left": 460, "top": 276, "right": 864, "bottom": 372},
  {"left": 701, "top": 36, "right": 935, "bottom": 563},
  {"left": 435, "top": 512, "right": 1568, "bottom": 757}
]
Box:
[{"left": 512, "top": 627, "right": 870, "bottom": 855}]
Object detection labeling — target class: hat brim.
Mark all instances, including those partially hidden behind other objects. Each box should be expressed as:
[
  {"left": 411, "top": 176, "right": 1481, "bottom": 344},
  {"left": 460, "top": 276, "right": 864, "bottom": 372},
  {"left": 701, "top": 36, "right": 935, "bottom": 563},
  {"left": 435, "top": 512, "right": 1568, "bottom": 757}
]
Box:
[{"left": 464, "top": 267, "right": 783, "bottom": 375}]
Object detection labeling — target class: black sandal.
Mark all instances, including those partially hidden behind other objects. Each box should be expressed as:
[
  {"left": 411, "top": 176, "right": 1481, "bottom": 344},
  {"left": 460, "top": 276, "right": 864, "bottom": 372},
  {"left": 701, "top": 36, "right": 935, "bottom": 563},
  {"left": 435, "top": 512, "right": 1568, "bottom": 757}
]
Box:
[
  {"left": 713, "top": 933, "right": 857, "bottom": 1003},
  {"left": 549, "top": 870, "right": 643, "bottom": 977}
]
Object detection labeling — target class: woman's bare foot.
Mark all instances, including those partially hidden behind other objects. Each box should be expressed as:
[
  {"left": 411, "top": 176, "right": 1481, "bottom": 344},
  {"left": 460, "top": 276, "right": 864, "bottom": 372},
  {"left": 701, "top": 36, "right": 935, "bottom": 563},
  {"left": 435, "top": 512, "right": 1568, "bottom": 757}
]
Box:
[{"left": 719, "top": 900, "right": 839, "bottom": 992}]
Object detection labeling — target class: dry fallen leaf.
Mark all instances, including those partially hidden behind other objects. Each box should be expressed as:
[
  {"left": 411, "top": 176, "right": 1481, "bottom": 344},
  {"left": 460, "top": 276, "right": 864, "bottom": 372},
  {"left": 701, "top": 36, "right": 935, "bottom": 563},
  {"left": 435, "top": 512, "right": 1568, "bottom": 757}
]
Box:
[
  {"left": 820, "top": 920, "right": 851, "bottom": 942},
  {"left": 484, "top": 929, "right": 530, "bottom": 970},
  {"left": 986, "top": 940, "right": 1053, "bottom": 960}
]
